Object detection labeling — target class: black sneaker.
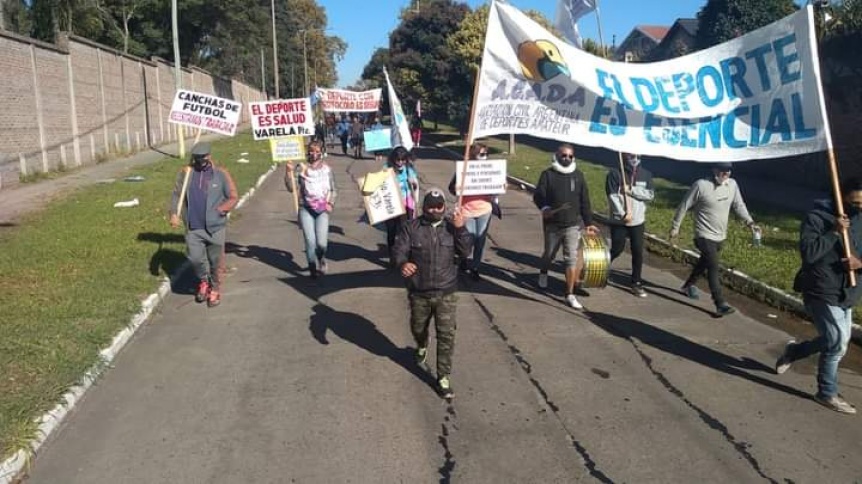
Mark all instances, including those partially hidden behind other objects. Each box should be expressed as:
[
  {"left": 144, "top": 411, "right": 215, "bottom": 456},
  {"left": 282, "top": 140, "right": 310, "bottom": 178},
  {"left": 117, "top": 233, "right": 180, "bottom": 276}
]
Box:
[
  {"left": 775, "top": 339, "right": 797, "bottom": 374},
  {"left": 438, "top": 375, "right": 454, "bottom": 400},
  {"left": 715, "top": 304, "right": 736, "bottom": 317},
  {"left": 309, "top": 263, "right": 319, "bottom": 279}
]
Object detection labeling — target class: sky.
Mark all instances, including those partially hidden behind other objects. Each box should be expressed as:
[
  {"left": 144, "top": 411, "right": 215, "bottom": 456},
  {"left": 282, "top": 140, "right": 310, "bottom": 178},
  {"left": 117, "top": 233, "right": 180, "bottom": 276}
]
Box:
[{"left": 320, "top": 0, "right": 709, "bottom": 88}]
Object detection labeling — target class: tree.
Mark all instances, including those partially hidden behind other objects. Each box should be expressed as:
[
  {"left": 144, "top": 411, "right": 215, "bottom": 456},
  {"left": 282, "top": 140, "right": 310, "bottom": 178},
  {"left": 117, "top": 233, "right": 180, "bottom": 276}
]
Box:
[
  {"left": 2, "top": 0, "right": 32, "bottom": 35},
  {"left": 387, "top": 0, "right": 469, "bottom": 121},
  {"left": 582, "top": 38, "right": 611, "bottom": 58},
  {"left": 695, "top": 0, "right": 797, "bottom": 50},
  {"left": 360, "top": 47, "right": 390, "bottom": 88}
]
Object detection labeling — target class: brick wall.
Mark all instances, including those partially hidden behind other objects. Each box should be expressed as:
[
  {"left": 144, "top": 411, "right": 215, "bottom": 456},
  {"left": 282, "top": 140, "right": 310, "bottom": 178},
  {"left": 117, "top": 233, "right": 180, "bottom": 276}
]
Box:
[{"left": 0, "top": 31, "right": 265, "bottom": 189}]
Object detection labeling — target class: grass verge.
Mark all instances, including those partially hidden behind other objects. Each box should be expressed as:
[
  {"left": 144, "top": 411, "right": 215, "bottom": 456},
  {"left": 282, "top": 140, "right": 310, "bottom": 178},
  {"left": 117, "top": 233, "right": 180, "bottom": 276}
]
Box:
[
  {"left": 0, "top": 132, "right": 275, "bottom": 460},
  {"left": 426, "top": 132, "right": 812, "bottom": 312}
]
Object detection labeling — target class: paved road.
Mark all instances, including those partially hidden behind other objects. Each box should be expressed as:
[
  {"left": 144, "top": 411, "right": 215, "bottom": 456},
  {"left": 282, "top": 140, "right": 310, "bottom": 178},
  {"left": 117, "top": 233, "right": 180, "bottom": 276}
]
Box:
[{"left": 26, "top": 148, "right": 862, "bottom": 483}]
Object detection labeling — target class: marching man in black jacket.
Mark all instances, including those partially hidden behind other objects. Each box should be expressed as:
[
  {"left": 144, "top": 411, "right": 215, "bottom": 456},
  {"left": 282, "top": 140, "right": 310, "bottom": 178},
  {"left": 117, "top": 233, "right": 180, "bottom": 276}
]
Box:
[
  {"left": 393, "top": 188, "right": 474, "bottom": 399},
  {"left": 533, "top": 144, "right": 599, "bottom": 309},
  {"left": 775, "top": 178, "right": 862, "bottom": 414}
]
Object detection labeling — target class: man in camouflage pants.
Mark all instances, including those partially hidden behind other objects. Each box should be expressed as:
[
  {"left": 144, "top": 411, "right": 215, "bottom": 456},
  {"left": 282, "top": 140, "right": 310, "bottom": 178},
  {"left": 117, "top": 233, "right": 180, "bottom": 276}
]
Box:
[{"left": 393, "top": 188, "right": 473, "bottom": 399}]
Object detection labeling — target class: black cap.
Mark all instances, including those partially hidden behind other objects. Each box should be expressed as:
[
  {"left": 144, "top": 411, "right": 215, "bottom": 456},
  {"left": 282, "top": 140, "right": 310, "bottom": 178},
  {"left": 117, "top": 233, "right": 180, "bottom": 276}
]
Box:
[
  {"left": 191, "top": 142, "right": 211, "bottom": 156},
  {"left": 423, "top": 188, "right": 446, "bottom": 207},
  {"left": 713, "top": 162, "right": 733, "bottom": 171}
]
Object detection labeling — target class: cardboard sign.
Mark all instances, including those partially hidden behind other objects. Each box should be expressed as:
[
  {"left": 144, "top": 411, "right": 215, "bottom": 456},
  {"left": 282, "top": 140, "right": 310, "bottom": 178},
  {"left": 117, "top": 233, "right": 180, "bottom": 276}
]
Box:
[
  {"left": 363, "top": 128, "right": 393, "bottom": 152},
  {"left": 168, "top": 89, "right": 241, "bottom": 136},
  {"left": 250, "top": 98, "right": 314, "bottom": 140},
  {"left": 270, "top": 136, "right": 306, "bottom": 162},
  {"left": 359, "top": 169, "right": 406, "bottom": 225},
  {"left": 455, "top": 159, "right": 508, "bottom": 196},
  {"left": 316, "top": 88, "right": 382, "bottom": 112}
]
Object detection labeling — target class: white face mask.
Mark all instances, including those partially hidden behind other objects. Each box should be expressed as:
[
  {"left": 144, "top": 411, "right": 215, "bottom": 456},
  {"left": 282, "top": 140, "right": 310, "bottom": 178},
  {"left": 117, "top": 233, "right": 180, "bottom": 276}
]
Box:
[
  {"left": 626, "top": 156, "right": 641, "bottom": 167},
  {"left": 477, "top": 154, "right": 488, "bottom": 160}
]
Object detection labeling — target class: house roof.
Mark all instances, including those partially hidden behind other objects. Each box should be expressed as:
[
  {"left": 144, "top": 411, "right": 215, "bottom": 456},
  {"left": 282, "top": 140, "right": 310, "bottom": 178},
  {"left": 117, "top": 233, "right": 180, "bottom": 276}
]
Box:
[
  {"left": 636, "top": 25, "right": 670, "bottom": 42},
  {"left": 675, "top": 18, "right": 699, "bottom": 37}
]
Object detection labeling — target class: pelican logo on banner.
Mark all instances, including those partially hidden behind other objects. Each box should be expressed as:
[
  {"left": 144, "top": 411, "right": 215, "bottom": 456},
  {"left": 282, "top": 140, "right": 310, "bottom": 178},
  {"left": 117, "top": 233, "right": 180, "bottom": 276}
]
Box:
[
  {"left": 471, "top": 1, "right": 828, "bottom": 162},
  {"left": 169, "top": 89, "right": 242, "bottom": 136}
]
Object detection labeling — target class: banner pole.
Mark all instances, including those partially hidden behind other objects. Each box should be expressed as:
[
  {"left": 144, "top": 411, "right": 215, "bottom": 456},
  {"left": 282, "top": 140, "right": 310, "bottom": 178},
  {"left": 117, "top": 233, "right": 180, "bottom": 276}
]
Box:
[
  {"left": 617, "top": 152, "right": 629, "bottom": 216},
  {"left": 807, "top": 5, "right": 855, "bottom": 286},
  {"left": 458, "top": 66, "right": 483, "bottom": 206},
  {"left": 176, "top": 166, "right": 191, "bottom": 218}
]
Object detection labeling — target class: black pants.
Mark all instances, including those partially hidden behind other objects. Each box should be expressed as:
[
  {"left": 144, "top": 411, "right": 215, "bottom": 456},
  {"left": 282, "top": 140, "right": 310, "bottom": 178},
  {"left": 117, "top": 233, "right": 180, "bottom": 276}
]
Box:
[
  {"left": 340, "top": 134, "right": 349, "bottom": 154},
  {"left": 685, "top": 237, "right": 724, "bottom": 306},
  {"left": 610, "top": 223, "right": 645, "bottom": 284}
]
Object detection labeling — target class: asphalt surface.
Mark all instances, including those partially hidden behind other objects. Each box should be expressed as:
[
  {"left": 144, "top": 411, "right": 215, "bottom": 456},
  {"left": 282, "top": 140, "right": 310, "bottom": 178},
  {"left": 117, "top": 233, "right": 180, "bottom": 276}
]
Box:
[{"left": 24, "top": 147, "right": 862, "bottom": 483}]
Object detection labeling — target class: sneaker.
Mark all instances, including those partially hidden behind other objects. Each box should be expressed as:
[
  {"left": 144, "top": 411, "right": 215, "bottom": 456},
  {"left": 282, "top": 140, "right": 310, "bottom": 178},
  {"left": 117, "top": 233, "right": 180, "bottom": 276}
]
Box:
[
  {"left": 775, "top": 339, "right": 797, "bottom": 375},
  {"left": 415, "top": 346, "right": 427, "bottom": 366},
  {"left": 632, "top": 283, "right": 647, "bottom": 298},
  {"left": 715, "top": 304, "right": 736, "bottom": 317},
  {"left": 318, "top": 259, "right": 328, "bottom": 275},
  {"left": 681, "top": 284, "right": 700, "bottom": 300},
  {"left": 438, "top": 375, "right": 454, "bottom": 399},
  {"left": 195, "top": 280, "right": 210, "bottom": 303},
  {"left": 309, "top": 264, "right": 319, "bottom": 279},
  {"left": 566, "top": 294, "right": 583, "bottom": 310},
  {"left": 207, "top": 290, "right": 221, "bottom": 308},
  {"left": 814, "top": 394, "right": 857, "bottom": 414},
  {"left": 538, "top": 272, "right": 548, "bottom": 289}
]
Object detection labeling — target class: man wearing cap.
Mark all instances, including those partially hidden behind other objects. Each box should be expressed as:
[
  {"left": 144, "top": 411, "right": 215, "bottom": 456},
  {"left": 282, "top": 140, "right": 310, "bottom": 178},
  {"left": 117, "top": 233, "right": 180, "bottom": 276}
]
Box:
[
  {"left": 170, "top": 142, "right": 238, "bottom": 307},
  {"left": 670, "top": 162, "right": 760, "bottom": 317},
  {"left": 393, "top": 188, "right": 473, "bottom": 399}
]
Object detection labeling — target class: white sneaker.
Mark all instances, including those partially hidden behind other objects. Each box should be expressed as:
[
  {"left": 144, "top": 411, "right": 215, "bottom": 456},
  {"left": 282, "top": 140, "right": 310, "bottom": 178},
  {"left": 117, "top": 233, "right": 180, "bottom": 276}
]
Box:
[
  {"left": 538, "top": 273, "right": 548, "bottom": 289},
  {"left": 566, "top": 294, "right": 583, "bottom": 309}
]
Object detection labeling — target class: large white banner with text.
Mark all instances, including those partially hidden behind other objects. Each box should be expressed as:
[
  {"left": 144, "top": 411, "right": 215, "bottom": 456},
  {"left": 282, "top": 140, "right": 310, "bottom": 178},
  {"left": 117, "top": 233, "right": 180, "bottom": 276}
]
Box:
[{"left": 471, "top": 1, "right": 828, "bottom": 162}]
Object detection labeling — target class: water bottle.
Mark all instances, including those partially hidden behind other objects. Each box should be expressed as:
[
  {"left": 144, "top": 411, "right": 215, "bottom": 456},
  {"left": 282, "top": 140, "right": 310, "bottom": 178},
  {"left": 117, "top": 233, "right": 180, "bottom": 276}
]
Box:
[{"left": 752, "top": 226, "right": 762, "bottom": 247}]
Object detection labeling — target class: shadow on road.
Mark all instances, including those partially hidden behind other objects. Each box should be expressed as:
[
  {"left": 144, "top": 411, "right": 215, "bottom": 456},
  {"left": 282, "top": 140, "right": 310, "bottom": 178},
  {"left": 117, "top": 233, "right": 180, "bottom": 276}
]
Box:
[
  {"left": 309, "top": 303, "right": 438, "bottom": 389},
  {"left": 586, "top": 310, "right": 813, "bottom": 401}
]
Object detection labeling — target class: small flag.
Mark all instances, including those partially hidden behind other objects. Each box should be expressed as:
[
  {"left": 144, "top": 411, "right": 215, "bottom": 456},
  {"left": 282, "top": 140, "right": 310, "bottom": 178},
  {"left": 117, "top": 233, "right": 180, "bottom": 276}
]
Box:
[{"left": 555, "top": 0, "right": 597, "bottom": 47}]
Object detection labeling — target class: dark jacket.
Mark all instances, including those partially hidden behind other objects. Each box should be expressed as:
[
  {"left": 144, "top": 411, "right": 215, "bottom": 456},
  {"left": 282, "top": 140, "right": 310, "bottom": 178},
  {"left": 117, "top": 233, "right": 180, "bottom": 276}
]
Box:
[
  {"left": 393, "top": 216, "right": 474, "bottom": 294},
  {"left": 793, "top": 199, "right": 862, "bottom": 307},
  {"left": 170, "top": 164, "right": 238, "bottom": 233},
  {"left": 533, "top": 167, "right": 593, "bottom": 228}
]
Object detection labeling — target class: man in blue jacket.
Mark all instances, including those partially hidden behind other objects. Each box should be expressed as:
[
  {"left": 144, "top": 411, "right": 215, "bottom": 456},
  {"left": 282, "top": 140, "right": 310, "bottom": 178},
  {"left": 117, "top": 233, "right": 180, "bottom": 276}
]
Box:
[{"left": 775, "top": 178, "right": 862, "bottom": 414}]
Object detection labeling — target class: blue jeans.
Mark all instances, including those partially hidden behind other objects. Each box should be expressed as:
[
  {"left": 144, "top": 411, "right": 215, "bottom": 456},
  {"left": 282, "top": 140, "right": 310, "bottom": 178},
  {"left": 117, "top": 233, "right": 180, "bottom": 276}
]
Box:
[
  {"left": 465, "top": 213, "right": 492, "bottom": 270},
  {"left": 298, "top": 207, "right": 330, "bottom": 267},
  {"left": 789, "top": 298, "right": 853, "bottom": 398}
]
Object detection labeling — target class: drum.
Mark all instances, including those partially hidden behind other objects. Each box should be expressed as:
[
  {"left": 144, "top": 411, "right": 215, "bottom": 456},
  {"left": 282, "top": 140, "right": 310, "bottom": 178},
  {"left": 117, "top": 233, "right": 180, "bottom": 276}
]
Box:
[{"left": 579, "top": 234, "right": 610, "bottom": 288}]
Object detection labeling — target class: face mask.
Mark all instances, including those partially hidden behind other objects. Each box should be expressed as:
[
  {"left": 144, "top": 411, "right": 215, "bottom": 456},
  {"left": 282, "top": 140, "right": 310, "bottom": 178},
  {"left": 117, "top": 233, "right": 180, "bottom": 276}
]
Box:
[
  {"left": 626, "top": 156, "right": 641, "bottom": 167},
  {"left": 424, "top": 210, "right": 445, "bottom": 222},
  {"left": 847, "top": 206, "right": 862, "bottom": 216},
  {"left": 308, "top": 152, "right": 322, "bottom": 163},
  {"left": 477, "top": 154, "right": 488, "bottom": 160},
  {"left": 192, "top": 156, "right": 210, "bottom": 171}
]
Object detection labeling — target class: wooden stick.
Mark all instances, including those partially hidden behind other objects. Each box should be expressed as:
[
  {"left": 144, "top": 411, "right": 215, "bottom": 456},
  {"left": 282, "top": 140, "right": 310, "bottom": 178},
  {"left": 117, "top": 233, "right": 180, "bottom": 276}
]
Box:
[
  {"left": 193, "top": 128, "right": 203, "bottom": 147},
  {"left": 618, "top": 152, "right": 629, "bottom": 217},
  {"left": 827, "top": 148, "right": 856, "bottom": 286},
  {"left": 175, "top": 166, "right": 191, "bottom": 217},
  {"left": 458, "top": 67, "right": 484, "bottom": 206}
]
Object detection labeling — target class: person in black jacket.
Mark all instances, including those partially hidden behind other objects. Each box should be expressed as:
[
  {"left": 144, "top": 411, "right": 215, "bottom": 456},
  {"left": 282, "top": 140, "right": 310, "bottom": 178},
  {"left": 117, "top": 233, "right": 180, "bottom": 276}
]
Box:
[
  {"left": 533, "top": 144, "right": 599, "bottom": 309},
  {"left": 775, "top": 178, "right": 862, "bottom": 414},
  {"left": 393, "top": 188, "right": 473, "bottom": 399}
]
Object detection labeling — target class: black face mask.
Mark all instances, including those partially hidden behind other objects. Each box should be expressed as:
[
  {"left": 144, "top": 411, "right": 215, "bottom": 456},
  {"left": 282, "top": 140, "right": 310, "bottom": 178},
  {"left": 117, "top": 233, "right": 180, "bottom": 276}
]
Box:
[
  {"left": 424, "top": 210, "right": 445, "bottom": 222},
  {"left": 847, "top": 206, "right": 862, "bottom": 217},
  {"left": 192, "top": 156, "right": 210, "bottom": 171}
]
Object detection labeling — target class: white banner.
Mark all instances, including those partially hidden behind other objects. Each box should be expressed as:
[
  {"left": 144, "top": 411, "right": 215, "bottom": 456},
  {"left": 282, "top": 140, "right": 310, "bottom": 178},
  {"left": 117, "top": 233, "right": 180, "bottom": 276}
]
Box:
[
  {"left": 472, "top": 2, "right": 828, "bottom": 162},
  {"left": 384, "top": 68, "right": 414, "bottom": 151},
  {"left": 360, "top": 169, "right": 406, "bottom": 225},
  {"left": 249, "top": 98, "right": 314, "bottom": 140},
  {"left": 455, "top": 159, "right": 508, "bottom": 196},
  {"left": 169, "top": 89, "right": 242, "bottom": 136},
  {"left": 316, "top": 88, "right": 382, "bottom": 112}
]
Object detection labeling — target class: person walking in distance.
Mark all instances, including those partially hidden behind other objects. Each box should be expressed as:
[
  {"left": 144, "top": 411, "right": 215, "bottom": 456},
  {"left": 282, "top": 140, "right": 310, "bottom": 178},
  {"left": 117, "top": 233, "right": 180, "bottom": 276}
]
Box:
[
  {"left": 169, "top": 142, "right": 238, "bottom": 307},
  {"left": 670, "top": 162, "right": 760, "bottom": 317},
  {"left": 350, "top": 115, "right": 365, "bottom": 159},
  {"left": 606, "top": 153, "right": 654, "bottom": 297},
  {"left": 393, "top": 189, "right": 474, "bottom": 399},
  {"left": 533, "top": 144, "right": 600, "bottom": 309},
  {"left": 775, "top": 178, "right": 862, "bottom": 414},
  {"left": 285, "top": 140, "right": 337, "bottom": 279},
  {"left": 336, "top": 114, "right": 350, "bottom": 155}
]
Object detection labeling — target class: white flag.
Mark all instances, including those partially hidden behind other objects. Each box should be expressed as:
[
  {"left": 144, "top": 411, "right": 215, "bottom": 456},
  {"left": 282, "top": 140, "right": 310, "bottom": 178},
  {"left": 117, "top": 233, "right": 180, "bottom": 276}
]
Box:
[
  {"left": 555, "top": 0, "right": 596, "bottom": 47},
  {"left": 383, "top": 68, "right": 414, "bottom": 152}
]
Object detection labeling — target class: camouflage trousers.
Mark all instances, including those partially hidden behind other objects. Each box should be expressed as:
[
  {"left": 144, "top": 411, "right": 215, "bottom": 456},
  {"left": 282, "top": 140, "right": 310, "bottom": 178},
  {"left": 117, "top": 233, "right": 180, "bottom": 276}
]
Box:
[{"left": 409, "top": 291, "right": 458, "bottom": 377}]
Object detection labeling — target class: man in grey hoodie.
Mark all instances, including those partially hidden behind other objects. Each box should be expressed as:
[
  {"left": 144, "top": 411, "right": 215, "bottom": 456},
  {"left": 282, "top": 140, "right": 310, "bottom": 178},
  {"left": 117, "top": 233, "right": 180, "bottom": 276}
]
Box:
[{"left": 670, "top": 162, "right": 759, "bottom": 317}]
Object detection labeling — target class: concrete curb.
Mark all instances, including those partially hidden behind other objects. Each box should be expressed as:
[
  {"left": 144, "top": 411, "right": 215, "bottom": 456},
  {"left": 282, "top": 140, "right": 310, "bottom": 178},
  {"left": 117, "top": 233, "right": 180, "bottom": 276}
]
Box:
[
  {"left": 0, "top": 163, "right": 279, "bottom": 484},
  {"left": 429, "top": 139, "right": 861, "bottom": 340}
]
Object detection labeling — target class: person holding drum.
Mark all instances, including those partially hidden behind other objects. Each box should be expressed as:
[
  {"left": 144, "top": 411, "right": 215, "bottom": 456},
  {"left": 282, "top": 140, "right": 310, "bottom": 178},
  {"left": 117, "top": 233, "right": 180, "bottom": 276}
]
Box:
[
  {"left": 670, "top": 162, "right": 759, "bottom": 317},
  {"left": 533, "top": 144, "right": 600, "bottom": 309},
  {"left": 606, "top": 152, "right": 655, "bottom": 298}
]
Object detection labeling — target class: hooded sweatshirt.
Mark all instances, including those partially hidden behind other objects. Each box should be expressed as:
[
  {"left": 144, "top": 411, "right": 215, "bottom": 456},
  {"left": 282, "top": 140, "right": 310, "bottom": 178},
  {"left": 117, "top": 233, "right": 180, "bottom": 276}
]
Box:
[
  {"left": 533, "top": 160, "right": 593, "bottom": 228},
  {"left": 606, "top": 164, "right": 654, "bottom": 227},
  {"left": 794, "top": 199, "right": 862, "bottom": 307}
]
